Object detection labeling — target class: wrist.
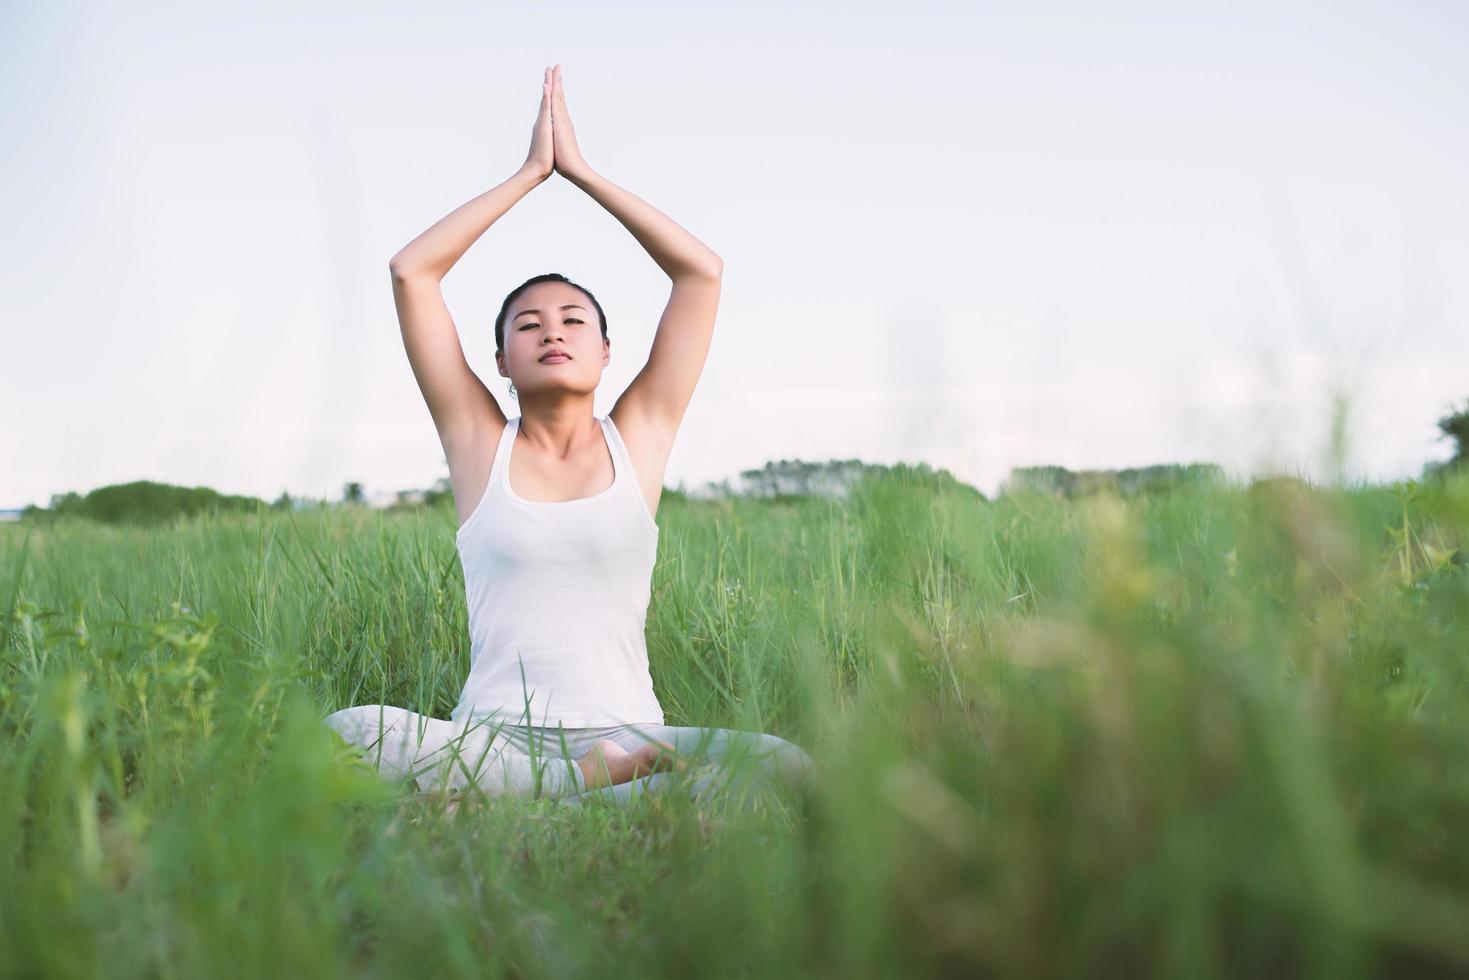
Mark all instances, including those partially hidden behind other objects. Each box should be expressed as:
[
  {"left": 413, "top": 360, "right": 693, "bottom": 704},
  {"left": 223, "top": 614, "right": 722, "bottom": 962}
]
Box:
[{"left": 515, "top": 165, "right": 550, "bottom": 187}]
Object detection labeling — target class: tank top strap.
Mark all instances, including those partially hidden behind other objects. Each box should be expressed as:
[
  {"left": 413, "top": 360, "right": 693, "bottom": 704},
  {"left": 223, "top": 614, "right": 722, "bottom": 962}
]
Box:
[
  {"left": 602, "top": 413, "right": 660, "bottom": 534},
  {"left": 489, "top": 417, "right": 519, "bottom": 493},
  {"left": 599, "top": 414, "right": 634, "bottom": 476}
]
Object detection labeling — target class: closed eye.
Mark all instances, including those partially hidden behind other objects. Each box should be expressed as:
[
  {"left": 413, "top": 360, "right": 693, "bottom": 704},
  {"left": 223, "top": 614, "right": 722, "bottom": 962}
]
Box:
[{"left": 520, "top": 318, "right": 584, "bottom": 329}]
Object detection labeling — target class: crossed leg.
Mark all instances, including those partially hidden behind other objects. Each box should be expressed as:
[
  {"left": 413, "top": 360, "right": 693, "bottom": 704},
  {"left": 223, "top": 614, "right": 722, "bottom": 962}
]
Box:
[{"left": 324, "top": 707, "right": 817, "bottom": 808}]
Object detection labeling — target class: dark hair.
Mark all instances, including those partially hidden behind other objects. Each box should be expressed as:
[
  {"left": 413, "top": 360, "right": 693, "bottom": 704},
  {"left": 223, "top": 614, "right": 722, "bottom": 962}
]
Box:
[{"left": 494, "top": 273, "right": 608, "bottom": 353}]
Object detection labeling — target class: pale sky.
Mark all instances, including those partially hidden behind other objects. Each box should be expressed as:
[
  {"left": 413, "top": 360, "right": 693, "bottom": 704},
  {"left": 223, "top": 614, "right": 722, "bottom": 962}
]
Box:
[{"left": 3, "top": 0, "right": 1467, "bottom": 507}]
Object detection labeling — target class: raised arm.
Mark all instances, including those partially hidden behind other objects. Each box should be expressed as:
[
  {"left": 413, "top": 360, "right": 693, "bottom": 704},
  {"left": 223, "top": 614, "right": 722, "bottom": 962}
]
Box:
[
  {"left": 388, "top": 69, "right": 558, "bottom": 449},
  {"left": 546, "top": 66, "right": 723, "bottom": 447}
]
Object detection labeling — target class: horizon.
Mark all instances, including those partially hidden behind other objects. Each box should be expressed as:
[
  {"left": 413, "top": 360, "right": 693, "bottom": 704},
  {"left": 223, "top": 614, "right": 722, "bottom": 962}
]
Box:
[{"left": 7, "top": 453, "right": 1447, "bottom": 517}]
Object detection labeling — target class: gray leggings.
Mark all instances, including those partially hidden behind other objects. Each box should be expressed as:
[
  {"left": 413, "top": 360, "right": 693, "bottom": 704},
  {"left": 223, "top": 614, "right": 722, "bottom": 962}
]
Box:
[{"left": 322, "top": 704, "right": 816, "bottom": 806}]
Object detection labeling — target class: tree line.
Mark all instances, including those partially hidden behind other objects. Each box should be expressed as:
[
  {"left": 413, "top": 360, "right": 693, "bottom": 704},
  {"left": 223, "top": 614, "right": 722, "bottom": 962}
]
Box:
[{"left": 15, "top": 400, "right": 1467, "bottom": 526}]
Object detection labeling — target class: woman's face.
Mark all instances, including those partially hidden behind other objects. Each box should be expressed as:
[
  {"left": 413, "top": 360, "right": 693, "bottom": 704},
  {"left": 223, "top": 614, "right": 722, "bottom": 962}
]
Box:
[{"left": 500, "top": 282, "right": 607, "bottom": 394}]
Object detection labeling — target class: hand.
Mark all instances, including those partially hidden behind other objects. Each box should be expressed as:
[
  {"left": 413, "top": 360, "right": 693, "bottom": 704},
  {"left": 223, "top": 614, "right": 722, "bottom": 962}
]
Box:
[
  {"left": 549, "top": 64, "right": 595, "bottom": 183},
  {"left": 520, "top": 67, "right": 554, "bottom": 182}
]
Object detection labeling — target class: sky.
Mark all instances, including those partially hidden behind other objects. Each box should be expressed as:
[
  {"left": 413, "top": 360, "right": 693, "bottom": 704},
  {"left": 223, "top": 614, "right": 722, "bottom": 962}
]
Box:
[{"left": 3, "top": 0, "right": 1467, "bottom": 507}]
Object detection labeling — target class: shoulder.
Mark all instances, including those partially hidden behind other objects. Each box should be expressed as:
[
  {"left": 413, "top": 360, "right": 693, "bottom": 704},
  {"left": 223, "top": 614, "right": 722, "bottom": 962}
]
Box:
[{"left": 443, "top": 413, "right": 511, "bottom": 470}]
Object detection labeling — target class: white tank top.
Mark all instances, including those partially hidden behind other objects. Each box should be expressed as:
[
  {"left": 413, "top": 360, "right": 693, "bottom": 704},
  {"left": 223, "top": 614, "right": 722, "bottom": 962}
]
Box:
[{"left": 450, "top": 413, "right": 665, "bottom": 728}]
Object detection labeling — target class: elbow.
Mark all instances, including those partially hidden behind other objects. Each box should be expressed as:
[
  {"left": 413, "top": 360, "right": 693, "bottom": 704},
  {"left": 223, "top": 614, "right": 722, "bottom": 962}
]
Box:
[
  {"left": 696, "top": 253, "right": 724, "bottom": 280},
  {"left": 677, "top": 259, "right": 722, "bottom": 284},
  {"left": 389, "top": 255, "right": 433, "bottom": 283}
]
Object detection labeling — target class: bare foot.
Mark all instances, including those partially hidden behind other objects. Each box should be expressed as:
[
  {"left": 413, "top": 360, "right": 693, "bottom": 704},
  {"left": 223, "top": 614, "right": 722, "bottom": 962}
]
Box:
[
  {"left": 576, "top": 739, "right": 631, "bottom": 789},
  {"left": 628, "top": 739, "right": 688, "bottom": 778},
  {"left": 442, "top": 789, "right": 472, "bottom": 816},
  {"left": 576, "top": 739, "right": 686, "bottom": 788}
]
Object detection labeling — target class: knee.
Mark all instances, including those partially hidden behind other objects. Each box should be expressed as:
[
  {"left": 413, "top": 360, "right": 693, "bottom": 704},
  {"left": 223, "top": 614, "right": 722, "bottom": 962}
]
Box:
[
  {"left": 323, "top": 704, "right": 395, "bottom": 745},
  {"left": 322, "top": 706, "right": 360, "bottom": 740},
  {"left": 776, "top": 739, "right": 817, "bottom": 791},
  {"left": 751, "top": 734, "right": 817, "bottom": 791}
]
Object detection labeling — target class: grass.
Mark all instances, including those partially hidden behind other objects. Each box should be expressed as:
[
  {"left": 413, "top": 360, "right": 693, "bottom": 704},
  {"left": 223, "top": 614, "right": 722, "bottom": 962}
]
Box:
[{"left": 2, "top": 466, "right": 1468, "bottom": 978}]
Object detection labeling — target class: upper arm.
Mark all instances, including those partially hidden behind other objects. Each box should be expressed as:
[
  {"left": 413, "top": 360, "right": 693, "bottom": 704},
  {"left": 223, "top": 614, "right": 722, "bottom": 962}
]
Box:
[
  {"left": 611, "top": 269, "right": 722, "bottom": 444},
  {"left": 389, "top": 267, "right": 506, "bottom": 446}
]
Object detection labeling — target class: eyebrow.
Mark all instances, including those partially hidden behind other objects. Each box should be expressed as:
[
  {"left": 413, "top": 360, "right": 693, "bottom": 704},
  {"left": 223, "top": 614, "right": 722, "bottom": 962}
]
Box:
[{"left": 512, "top": 304, "right": 587, "bottom": 322}]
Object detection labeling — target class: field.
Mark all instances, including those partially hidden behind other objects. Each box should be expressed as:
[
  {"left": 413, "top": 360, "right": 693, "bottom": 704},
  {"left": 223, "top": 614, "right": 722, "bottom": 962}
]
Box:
[{"left": 4, "top": 468, "right": 1468, "bottom": 978}]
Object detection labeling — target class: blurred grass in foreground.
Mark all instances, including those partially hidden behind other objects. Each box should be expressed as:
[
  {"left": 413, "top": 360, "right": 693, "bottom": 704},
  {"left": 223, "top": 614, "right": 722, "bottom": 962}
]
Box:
[{"left": 2, "top": 468, "right": 1468, "bottom": 978}]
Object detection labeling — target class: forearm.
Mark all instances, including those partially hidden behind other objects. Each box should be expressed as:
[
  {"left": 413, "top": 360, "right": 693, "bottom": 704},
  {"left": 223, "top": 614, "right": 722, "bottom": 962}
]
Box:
[
  {"left": 566, "top": 169, "right": 723, "bottom": 280},
  {"left": 389, "top": 167, "right": 545, "bottom": 281}
]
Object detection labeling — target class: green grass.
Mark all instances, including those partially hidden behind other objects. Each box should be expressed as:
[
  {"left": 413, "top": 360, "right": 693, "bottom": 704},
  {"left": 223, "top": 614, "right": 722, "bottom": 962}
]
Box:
[{"left": 3, "top": 468, "right": 1468, "bottom": 978}]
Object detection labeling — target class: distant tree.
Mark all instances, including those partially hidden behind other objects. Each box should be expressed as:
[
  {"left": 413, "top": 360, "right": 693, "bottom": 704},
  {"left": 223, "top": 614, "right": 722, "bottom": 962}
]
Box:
[
  {"left": 737, "top": 458, "right": 873, "bottom": 499},
  {"left": 271, "top": 491, "right": 292, "bottom": 511},
  {"left": 48, "top": 491, "right": 82, "bottom": 514},
  {"left": 1002, "top": 463, "right": 1225, "bottom": 499},
  {"left": 424, "top": 476, "right": 453, "bottom": 509},
  {"left": 23, "top": 481, "right": 265, "bottom": 526},
  {"left": 1438, "top": 400, "right": 1468, "bottom": 465},
  {"left": 341, "top": 482, "right": 366, "bottom": 505},
  {"left": 1423, "top": 400, "right": 1468, "bottom": 480}
]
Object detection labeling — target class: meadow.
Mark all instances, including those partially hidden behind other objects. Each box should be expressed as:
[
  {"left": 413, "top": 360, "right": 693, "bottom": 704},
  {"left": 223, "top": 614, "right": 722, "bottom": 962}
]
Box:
[{"left": 3, "top": 466, "right": 1468, "bottom": 978}]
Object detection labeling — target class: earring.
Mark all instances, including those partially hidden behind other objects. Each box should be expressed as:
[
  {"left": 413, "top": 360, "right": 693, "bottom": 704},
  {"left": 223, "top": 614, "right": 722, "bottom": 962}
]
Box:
[{"left": 508, "top": 382, "right": 518, "bottom": 399}]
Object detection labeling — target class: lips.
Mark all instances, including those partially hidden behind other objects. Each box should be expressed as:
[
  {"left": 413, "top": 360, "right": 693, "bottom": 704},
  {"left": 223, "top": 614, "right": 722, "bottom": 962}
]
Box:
[{"left": 539, "top": 350, "right": 572, "bottom": 362}]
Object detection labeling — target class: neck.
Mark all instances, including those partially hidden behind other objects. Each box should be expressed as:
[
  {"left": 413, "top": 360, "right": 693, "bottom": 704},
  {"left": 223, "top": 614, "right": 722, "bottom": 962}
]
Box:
[{"left": 515, "top": 395, "right": 600, "bottom": 455}]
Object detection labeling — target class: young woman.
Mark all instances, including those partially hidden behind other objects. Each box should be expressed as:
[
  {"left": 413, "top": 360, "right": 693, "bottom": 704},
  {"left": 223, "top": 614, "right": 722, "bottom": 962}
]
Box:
[{"left": 324, "top": 66, "right": 816, "bottom": 806}]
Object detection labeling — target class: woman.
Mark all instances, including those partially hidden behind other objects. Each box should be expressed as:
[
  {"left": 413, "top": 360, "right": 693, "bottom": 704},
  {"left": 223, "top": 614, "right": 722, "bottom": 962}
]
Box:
[{"left": 324, "top": 66, "right": 816, "bottom": 807}]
